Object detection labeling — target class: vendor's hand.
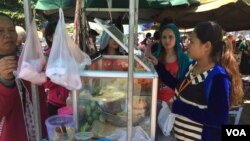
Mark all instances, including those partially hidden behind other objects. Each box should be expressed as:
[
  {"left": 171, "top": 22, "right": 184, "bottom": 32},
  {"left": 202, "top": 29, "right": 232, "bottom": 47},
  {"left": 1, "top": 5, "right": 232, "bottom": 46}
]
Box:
[
  {"left": 0, "top": 56, "right": 17, "bottom": 80},
  {"left": 168, "top": 99, "right": 174, "bottom": 110},
  {"left": 144, "top": 41, "right": 158, "bottom": 66},
  {"left": 146, "top": 53, "right": 158, "bottom": 66}
]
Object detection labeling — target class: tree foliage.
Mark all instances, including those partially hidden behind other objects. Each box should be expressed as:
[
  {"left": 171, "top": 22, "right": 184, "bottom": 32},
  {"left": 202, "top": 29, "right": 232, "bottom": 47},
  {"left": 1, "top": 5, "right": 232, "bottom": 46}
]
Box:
[{"left": 0, "top": 0, "right": 43, "bottom": 29}]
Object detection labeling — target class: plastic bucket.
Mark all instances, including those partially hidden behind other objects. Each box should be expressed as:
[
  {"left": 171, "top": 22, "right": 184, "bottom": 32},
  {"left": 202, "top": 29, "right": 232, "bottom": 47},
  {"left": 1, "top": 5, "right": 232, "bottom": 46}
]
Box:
[{"left": 45, "top": 115, "right": 74, "bottom": 141}]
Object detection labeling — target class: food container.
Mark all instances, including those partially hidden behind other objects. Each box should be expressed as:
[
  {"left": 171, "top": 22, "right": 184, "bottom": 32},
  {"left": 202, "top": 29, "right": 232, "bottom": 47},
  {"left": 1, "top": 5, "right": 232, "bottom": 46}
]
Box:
[{"left": 45, "top": 115, "right": 74, "bottom": 141}]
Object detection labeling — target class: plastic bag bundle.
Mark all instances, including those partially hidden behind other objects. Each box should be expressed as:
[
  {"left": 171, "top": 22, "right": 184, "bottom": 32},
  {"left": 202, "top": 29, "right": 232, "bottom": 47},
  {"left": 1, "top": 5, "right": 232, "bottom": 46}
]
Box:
[
  {"left": 158, "top": 101, "right": 176, "bottom": 136},
  {"left": 17, "top": 18, "right": 46, "bottom": 85},
  {"left": 46, "top": 8, "right": 81, "bottom": 90}
]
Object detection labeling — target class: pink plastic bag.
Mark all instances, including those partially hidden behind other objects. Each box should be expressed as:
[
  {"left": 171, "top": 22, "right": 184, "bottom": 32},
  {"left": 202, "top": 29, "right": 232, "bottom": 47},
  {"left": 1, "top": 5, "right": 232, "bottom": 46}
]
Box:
[
  {"left": 46, "top": 8, "right": 82, "bottom": 90},
  {"left": 17, "top": 18, "right": 46, "bottom": 85}
]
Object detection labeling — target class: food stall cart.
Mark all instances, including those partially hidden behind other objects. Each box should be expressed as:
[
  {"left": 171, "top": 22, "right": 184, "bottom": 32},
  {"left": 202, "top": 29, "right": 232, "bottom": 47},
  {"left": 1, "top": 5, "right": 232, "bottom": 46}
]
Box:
[
  {"left": 72, "top": 18, "right": 158, "bottom": 140},
  {"left": 25, "top": 0, "right": 158, "bottom": 140}
]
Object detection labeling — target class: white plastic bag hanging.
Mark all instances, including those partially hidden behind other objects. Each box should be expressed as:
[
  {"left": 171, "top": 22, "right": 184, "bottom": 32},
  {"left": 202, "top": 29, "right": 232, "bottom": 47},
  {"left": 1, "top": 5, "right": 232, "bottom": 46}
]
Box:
[
  {"left": 67, "top": 37, "right": 91, "bottom": 69},
  {"left": 17, "top": 17, "right": 46, "bottom": 85},
  {"left": 46, "top": 8, "right": 81, "bottom": 90},
  {"left": 158, "top": 101, "right": 176, "bottom": 136}
]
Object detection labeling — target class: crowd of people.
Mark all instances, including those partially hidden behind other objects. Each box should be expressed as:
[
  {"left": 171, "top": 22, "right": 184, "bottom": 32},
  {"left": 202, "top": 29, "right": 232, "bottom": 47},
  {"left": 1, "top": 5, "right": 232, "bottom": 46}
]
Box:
[{"left": 0, "top": 11, "right": 249, "bottom": 141}]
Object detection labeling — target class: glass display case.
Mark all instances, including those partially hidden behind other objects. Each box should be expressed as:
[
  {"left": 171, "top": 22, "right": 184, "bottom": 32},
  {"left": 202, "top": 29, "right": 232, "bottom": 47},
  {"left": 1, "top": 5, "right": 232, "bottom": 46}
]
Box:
[
  {"left": 73, "top": 55, "right": 158, "bottom": 140},
  {"left": 71, "top": 18, "right": 158, "bottom": 140}
]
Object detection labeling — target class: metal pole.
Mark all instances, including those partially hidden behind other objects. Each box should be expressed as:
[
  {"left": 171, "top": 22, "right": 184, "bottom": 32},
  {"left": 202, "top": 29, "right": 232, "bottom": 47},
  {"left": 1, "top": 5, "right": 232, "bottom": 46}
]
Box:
[
  {"left": 81, "top": 0, "right": 86, "bottom": 52},
  {"left": 151, "top": 76, "right": 158, "bottom": 140},
  {"left": 135, "top": 0, "right": 139, "bottom": 47},
  {"left": 72, "top": 91, "right": 79, "bottom": 130},
  {"left": 24, "top": 0, "right": 42, "bottom": 140},
  {"left": 24, "top": 0, "right": 32, "bottom": 30},
  {"left": 128, "top": 0, "right": 135, "bottom": 140}
]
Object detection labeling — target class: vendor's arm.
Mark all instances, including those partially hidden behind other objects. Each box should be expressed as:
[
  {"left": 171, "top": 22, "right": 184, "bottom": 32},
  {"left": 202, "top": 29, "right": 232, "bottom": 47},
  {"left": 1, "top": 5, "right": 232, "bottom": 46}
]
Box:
[
  {"left": 147, "top": 53, "right": 179, "bottom": 89},
  {"left": 154, "top": 62, "right": 178, "bottom": 89},
  {"left": 172, "top": 75, "right": 230, "bottom": 127}
]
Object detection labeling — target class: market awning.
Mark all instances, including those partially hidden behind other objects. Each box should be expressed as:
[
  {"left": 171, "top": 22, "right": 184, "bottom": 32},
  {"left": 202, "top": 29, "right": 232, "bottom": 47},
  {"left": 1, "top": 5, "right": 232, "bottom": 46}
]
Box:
[
  {"left": 34, "top": 0, "right": 200, "bottom": 22},
  {"left": 84, "top": 0, "right": 200, "bottom": 8},
  {"left": 35, "top": 0, "right": 200, "bottom": 9},
  {"left": 158, "top": 0, "right": 250, "bottom": 31},
  {"left": 35, "top": 0, "right": 76, "bottom": 10}
]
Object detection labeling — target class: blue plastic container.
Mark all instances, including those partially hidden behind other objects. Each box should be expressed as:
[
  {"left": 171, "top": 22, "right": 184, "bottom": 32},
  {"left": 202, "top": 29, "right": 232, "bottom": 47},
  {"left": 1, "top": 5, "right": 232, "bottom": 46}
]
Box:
[{"left": 45, "top": 115, "right": 74, "bottom": 141}]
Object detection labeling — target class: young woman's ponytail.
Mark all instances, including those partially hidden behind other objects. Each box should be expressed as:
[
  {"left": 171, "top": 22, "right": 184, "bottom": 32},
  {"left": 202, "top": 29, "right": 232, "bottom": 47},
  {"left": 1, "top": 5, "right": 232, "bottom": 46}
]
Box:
[{"left": 220, "top": 40, "right": 243, "bottom": 107}]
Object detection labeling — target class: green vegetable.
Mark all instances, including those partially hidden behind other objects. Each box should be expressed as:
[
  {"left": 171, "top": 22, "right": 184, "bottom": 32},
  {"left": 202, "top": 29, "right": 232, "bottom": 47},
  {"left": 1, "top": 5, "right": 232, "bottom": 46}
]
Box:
[
  {"left": 80, "top": 122, "right": 90, "bottom": 132},
  {"left": 95, "top": 108, "right": 101, "bottom": 115},
  {"left": 87, "top": 117, "right": 93, "bottom": 123},
  {"left": 92, "top": 86, "right": 101, "bottom": 96},
  {"left": 90, "top": 102, "right": 96, "bottom": 110},
  {"left": 99, "top": 115, "right": 105, "bottom": 123},
  {"left": 92, "top": 112, "right": 99, "bottom": 119},
  {"left": 86, "top": 105, "right": 91, "bottom": 116}
]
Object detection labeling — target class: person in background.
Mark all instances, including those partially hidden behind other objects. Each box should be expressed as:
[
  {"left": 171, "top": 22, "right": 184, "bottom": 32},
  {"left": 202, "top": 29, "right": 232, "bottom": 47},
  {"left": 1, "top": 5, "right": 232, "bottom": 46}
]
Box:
[
  {"left": 98, "top": 31, "right": 125, "bottom": 56},
  {"left": 235, "top": 34, "right": 243, "bottom": 53},
  {"left": 15, "top": 26, "right": 26, "bottom": 54},
  {"left": 140, "top": 32, "right": 152, "bottom": 46},
  {"left": 89, "top": 30, "right": 127, "bottom": 71},
  {"left": 150, "top": 31, "right": 160, "bottom": 55},
  {"left": 40, "top": 21, "right": 48, "bottom": 52},
  {"left": 86, "top": 29, "right": 99, "bottom": 55},
  {"left": 149, "top": 21, "right": 243, "bottom": 141},
  {"left": 0, "top": 12, "right": 35, "bottom": 141},
  {"left": 181, "top": 35, "right": 190, "bottom": 53},
  {"left": 15, "top": 26, "right": 26, "bottom": 46},
  {"left": 239, "top": 38, "right": 250, "bottom": 75},
  {"left": 151, "top": 23, "right": 190, "bottom": 104},
  {"left": 238, "top": 37, "right": 248, "bottom": 52},
  {"left": 43, "top": 21, "right": 70, "bottom": 116}
]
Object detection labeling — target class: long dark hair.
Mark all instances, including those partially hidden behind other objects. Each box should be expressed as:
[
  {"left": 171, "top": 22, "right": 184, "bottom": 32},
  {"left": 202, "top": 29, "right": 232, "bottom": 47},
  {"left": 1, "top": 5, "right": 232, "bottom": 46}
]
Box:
[
  {"left": 194, "top": 21, "right": 243, "bottom": 107},
  {"left": 44, "top": 21, "right": 58, "bottom": 48},
  {"left": 100, "top": 44, "right": 121, "bottom": 55}
]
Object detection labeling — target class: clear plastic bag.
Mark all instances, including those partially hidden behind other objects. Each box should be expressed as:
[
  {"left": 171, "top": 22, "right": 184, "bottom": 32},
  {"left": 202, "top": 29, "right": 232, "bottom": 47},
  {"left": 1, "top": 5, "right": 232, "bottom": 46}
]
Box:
[
  {"left": 67, "top": 36, "right": 91, "bottom": 69},
  {"left": 17, "top": 18, "right": 46, "bottom": 85},
  {"left": 46, "top": 8, "right": 81, "bottom": 90},
  {"left": 158, "top": 101, "right": 176, "bottom": 136}
]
